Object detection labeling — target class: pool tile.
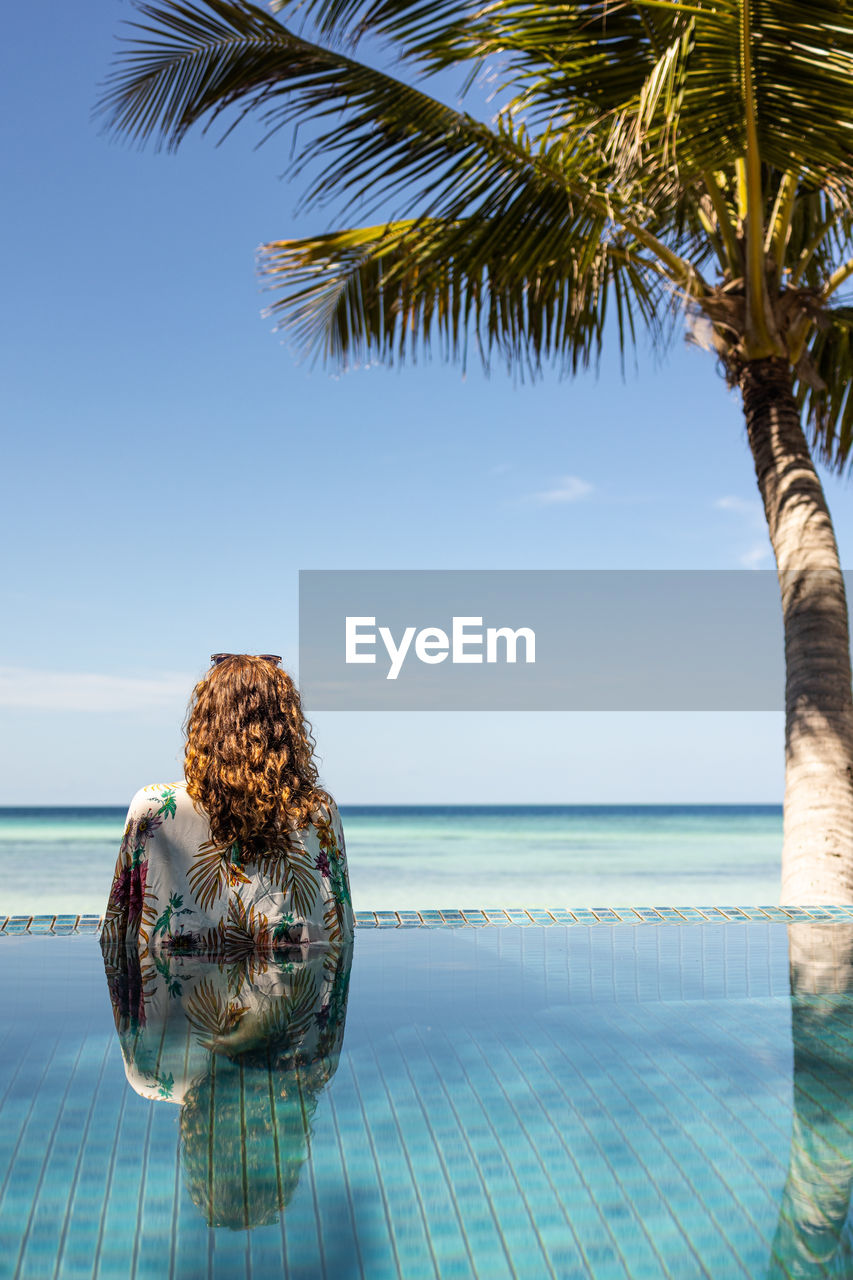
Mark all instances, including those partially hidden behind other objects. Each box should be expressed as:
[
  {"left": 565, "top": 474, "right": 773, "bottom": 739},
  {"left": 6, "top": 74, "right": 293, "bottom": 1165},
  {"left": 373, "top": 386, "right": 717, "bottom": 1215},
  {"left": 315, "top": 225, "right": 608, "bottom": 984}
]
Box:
[
  {"left": 439, "top": 910, "right": 468, "bottom": 926},
  {"left": 547, "top": 909, "right": 578, "bottom": 924},
  {"left": 52, "top": 914, "right": 79, "bottom": 930},
  {"left": 396, "top": 912, "right": 424, "bottom": 927},
  {"left": 504, "top": 910, "right": 535, "bottom": 926},
  {"left": 374, "top": 911, "right": 400, "bottom": 928},
  {"left": 8, "top": 903, "right": 853, "bottom": 940},
  {"left": 29, "top": 915, "right": 56, "bottom": 933},
  {"left": 5, "top": 916, "right": 32, "bottom": 933}
]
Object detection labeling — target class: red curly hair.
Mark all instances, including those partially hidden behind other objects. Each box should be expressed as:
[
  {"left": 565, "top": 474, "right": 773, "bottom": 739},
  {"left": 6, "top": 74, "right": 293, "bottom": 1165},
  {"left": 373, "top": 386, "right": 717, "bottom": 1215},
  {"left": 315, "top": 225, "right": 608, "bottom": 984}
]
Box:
[{"left": 183, "top": 655, "right": 329, "bottom": 857}]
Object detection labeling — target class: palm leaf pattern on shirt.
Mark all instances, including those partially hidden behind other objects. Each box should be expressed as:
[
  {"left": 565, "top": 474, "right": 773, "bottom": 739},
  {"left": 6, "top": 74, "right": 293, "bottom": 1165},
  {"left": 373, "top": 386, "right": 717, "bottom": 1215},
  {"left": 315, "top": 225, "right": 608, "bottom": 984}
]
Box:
[
  {"left": 154, "top": 953, "right": 183, "bottom": 998},
  {"left": 251, "top": 842, "right": 320, "bottom": 919},
  {"left": 256, "top": 966, "right": 320, "bottom": 1047},
  {"left": 323, "top": 901, "right": 343, "bottom": 944},
  {"left": 225, "top": 896, "right": 274, "bottom": 957},
  {"left": 185, "top": 976, "right": 248, "bottom": 1040},
  {"left": 152, "top": 893, "right": 192, "bottom": 938},
  {"left": 177, "top": 919, "right": 228, "bottom": 955},
  {"left": 154, "top": 1071, "right": 175, "bottom": 1100},
  {"left": 155, "top": 787, "right": 177, "bottom": 819},
  {"left": 188, "top": 841, "right": 232, "bottom": 912}
]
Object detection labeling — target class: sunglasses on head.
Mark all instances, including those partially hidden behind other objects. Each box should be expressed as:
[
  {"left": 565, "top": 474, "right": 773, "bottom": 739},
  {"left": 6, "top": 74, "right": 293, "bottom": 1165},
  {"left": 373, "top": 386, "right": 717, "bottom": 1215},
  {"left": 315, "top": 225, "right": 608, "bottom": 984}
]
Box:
[{"left": 210, "top": 653, "right": 282, "bottom": 666}]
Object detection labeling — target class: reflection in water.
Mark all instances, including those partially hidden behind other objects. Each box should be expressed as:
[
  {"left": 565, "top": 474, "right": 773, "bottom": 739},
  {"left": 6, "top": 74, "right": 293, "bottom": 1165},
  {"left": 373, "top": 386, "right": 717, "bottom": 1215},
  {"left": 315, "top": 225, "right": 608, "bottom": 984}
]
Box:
[
  {"left": 100, "top": 937, "right": 352, "bottom": 1229},
  {"left": 771, "top": 924, "right": 853, "bottom": 1278}
]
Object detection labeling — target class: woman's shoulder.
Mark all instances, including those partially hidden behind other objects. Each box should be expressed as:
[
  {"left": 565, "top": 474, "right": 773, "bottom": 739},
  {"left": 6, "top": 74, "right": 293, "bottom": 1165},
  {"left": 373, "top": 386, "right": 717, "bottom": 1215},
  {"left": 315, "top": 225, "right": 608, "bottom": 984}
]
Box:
[
  {"left": 126, "top": 781, "right": 189, "bottom": 817},
  {"left": 284, "top": 792, "right": 342, "bottom": 843},
  {"left": 308, "top": 792, "right": 341, "bottom": 824}
]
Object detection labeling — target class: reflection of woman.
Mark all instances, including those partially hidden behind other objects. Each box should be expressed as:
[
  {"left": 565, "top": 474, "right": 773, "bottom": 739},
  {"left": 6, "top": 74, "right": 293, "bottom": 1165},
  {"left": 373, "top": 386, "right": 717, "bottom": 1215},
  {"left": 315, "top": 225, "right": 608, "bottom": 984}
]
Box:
[
  {"left": 102, "top": 654, "right": 353, "bottom": 952},
  {"left": 769, "top": 924, "right": 853, "bottom": 1277},
  {"left": 100, "top": 937, "right": 353, "bottom": 1228}
]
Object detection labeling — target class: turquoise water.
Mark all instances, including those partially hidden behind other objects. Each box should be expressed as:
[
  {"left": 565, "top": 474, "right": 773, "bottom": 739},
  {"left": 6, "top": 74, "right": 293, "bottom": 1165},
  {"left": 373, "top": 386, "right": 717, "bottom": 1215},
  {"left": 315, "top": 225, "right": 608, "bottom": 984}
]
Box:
[
  {"left": 2, "top": 921, "right": 852, "bottom": 1278},
  {"left": 0, "top": 805, "right": 784, "bottom": 914}
]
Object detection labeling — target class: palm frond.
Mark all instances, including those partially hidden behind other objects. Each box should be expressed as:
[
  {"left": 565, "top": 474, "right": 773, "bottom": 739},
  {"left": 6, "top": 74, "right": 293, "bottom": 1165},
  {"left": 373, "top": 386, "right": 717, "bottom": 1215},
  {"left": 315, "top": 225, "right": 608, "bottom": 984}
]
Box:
[
  {"left": 788, "top": 189, "right": 853, "bottom": 290},
  {"left": 797, "top": 306, "right": 853, "bottom": 474},
  {"left": 419, "top": 2, "right": 853, "bottom": 189},
  {"left": 260, "top": 214, "right": 668, "bottom": 373},
  {"left": 267, "top": 0, "right": 474, "bottom": 55},
  {"left": 97, "top": 2, "right": 689, "bottom": 263},
  {"left": 100, "top": 0, "right": 853, "bottom": 390},
  {"left": 96, "top": 0, "right": 566, "bottom": 218}
]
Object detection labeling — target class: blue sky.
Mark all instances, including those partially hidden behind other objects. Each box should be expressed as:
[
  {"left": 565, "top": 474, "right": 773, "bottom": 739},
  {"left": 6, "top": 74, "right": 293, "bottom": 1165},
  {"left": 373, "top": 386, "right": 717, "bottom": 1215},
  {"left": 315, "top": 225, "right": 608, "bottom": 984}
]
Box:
[{"left": 3, "top": 0, "right": 853, "bottom": 803}]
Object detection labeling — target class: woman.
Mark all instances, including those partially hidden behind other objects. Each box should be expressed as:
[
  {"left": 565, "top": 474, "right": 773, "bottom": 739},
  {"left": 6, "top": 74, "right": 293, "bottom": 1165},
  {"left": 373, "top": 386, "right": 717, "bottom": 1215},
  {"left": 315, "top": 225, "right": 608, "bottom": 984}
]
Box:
[{"left": 102, "top": 653, "right": 353, "bottom": 952}]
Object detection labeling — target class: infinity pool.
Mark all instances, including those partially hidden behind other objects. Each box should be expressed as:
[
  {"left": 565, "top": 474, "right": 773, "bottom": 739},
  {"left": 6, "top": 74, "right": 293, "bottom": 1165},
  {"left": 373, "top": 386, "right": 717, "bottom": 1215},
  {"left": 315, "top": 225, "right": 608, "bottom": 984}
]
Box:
[{"left": 2, "top": 920, "right": 853, "bottom": 1278}]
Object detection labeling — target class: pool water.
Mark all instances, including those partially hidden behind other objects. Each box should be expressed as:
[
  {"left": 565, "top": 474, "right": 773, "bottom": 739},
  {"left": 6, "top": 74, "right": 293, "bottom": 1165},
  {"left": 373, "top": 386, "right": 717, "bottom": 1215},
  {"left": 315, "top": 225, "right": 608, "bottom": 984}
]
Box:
[{"left": 2, "top": 922, "right": 853, "bottom": 1278}]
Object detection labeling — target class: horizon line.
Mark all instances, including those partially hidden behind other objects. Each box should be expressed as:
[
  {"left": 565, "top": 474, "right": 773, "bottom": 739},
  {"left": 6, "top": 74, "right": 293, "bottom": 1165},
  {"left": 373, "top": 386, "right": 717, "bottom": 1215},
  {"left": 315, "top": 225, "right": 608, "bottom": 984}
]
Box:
[{"left": 0, "top": 799, "right": 785, "bottom": 810}]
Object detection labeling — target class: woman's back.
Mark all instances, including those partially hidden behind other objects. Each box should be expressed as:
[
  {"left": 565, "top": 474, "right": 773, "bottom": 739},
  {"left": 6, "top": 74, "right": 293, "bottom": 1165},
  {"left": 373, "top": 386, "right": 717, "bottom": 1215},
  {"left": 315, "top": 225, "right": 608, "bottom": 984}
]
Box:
[
  {"left": 102, "top": 652, "right": 353, "bottom": 953},
  {"left": 103, "top": 780, "right": 352, "bottom": 950}
]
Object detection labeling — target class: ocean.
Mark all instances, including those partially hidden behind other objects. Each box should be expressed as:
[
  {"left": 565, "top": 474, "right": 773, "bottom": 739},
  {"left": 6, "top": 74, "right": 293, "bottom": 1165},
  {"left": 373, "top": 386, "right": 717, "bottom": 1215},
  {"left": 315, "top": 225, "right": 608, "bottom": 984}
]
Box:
[{"left": 0, "top": 805, "right": 784, "bottom": 914}]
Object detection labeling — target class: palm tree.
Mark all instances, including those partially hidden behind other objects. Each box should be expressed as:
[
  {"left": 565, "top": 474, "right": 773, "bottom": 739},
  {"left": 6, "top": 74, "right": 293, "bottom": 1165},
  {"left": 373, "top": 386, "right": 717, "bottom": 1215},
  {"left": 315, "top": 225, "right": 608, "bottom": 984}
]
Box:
[{"left": 98, "top": 0, "right": 853, "bottom": 902}]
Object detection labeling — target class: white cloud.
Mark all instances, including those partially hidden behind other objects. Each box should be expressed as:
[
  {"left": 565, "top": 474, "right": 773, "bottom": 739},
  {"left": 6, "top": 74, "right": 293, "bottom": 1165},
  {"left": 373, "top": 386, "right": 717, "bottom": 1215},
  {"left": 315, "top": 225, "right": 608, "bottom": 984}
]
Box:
[
  {"left": 0, "top": 667, "right": 193, "bottom": 712},
  {"left": 529, "top": 475, "right": 594, "bottom": 505},
  {"left": 714, "top": 495, "right": 772, "bottom": 568},
  {"left": 714, "top": 495, "right": 762, "bottom": 516},
  {"left": 739, "top": 542, "right": 774, "bottom": 569}
]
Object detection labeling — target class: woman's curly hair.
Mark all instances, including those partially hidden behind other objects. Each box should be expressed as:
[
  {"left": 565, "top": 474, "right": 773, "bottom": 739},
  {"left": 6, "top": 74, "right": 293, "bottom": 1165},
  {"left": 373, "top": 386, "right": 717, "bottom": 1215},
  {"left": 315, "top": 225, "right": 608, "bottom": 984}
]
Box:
[{"left": 184, "top": 655, "right": 329, "bottom": 857}]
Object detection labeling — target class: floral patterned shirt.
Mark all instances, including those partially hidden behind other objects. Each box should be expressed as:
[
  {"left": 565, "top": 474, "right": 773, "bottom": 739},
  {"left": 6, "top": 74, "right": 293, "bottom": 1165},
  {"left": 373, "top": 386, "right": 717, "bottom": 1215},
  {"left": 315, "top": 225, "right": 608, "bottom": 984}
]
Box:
[{"left": 102, "top": 781, "right": 353, "bottom": 953}]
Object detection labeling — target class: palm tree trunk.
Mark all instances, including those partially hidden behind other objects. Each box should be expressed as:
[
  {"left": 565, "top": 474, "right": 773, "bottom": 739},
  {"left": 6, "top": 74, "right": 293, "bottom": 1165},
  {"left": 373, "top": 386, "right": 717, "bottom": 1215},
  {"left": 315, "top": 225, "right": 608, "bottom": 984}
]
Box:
[{"left": 740, "top": 356, "right": 853, "bottom": 902}]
